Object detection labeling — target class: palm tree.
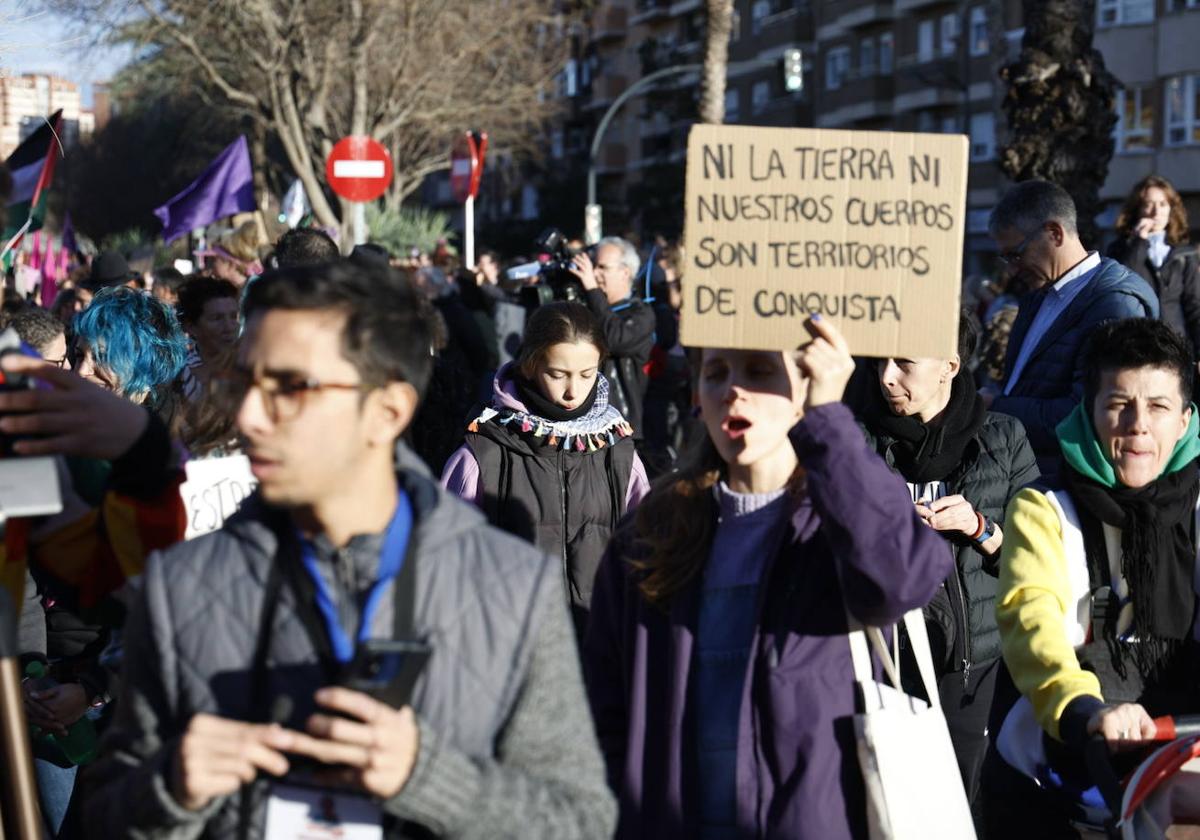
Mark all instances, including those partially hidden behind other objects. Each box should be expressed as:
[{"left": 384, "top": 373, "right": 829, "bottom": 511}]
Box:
[
  {"left": 998, "top": 0, "right": 1118, "bottom": 248},
  {"left": 698, "top": 0, "right": 735, "bottom": 124}
]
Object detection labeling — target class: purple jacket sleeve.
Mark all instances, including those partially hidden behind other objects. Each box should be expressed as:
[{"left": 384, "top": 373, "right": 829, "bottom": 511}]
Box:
[
  {"left": 440, "top": 445, "right": 482, "bottom": 508},
  {"left": 792, "top": 403, "right": 953, "bottom": 627},
  {"left": 625, "top": 454, "right": 651, "bottom": 511}
]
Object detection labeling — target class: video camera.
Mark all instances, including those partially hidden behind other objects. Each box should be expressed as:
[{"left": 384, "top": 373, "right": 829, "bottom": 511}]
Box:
[{"left": 508, "top": 228, "right": 594, "bottom": 309}]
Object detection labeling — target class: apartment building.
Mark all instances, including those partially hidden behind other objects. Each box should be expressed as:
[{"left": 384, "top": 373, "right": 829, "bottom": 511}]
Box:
[
  {"left": 1094, "top": 0, "right": 1200, "bottom": 233},
  {"left": 0, "top": 73, "right": 92, "bottom": 159},
  {"left": 475, "top": 1, "right": 1200, "bottom": 267}
]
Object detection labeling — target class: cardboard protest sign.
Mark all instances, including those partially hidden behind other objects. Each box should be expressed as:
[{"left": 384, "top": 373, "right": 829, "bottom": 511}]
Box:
[
  {"left": 681, "top": 124, "right": 968, "bottom": 359},
  {"left": 180, "top": 455, "right": 258, "bottom": 539}
]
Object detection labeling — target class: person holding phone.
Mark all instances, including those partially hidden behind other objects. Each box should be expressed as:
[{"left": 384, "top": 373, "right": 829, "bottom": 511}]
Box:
[
  {"left": 1108, "top": 175, "right": 1200, "bottom": 360},
  {"left": 82, "top": 260, "right": 616, "bottom": 839}
]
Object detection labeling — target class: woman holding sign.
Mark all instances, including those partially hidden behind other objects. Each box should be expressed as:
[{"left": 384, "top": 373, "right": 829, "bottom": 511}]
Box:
[{"left": 582, "top": 316, "right": 953, "bottom": 840}]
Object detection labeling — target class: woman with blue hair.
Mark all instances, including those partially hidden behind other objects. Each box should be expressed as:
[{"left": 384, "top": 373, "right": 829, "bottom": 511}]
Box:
[{"left": 71, "top": 286, "right": 188, "bottom": 426}]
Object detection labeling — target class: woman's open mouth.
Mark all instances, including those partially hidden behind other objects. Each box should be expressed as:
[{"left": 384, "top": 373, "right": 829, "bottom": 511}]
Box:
[{"left": 722, "top": 416, "right": 752, "bottom": 440}]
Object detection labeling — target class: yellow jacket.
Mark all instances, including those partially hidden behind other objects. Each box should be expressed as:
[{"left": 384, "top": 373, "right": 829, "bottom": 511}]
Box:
[{"left": 996, "top": 487, "right": 1105, "bottom": 740}]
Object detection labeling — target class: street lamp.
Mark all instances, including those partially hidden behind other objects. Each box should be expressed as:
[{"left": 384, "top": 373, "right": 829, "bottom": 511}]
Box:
[{"left": 585, "top": 54, "right": 805, "bottom": 243}]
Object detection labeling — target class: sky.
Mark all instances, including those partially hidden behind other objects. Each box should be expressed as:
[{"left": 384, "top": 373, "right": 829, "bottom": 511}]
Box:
[{"left": 1, "top": 4, "right": 133, "bottom": 106}]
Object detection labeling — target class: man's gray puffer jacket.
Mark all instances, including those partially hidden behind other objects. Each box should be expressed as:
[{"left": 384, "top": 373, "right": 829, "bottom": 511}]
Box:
[{"left": 82, "top": 444, "right": 617, "bottom": 839}]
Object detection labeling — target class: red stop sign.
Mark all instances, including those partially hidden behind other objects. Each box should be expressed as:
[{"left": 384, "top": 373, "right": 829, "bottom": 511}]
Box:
[
  {"left": 450, "top": 131, "right": 487, "bottom": 203},
  {"left": 325, "top": 136, "right": 393, "bottom": 203}
]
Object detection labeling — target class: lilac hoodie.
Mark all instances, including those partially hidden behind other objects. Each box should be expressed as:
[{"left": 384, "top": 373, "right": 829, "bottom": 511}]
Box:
[{"left": 582, "top": 403, "right": 953, "bottom": 840}]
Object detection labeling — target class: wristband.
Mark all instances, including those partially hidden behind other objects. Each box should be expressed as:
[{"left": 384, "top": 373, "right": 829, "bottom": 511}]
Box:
[{"left": 970, "top": 512, "right": 987, "bottom": 541}]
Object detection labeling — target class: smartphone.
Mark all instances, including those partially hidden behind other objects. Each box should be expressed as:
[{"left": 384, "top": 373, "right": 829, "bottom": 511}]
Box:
[{"left": 337, "top": 639, "right": 432, "bottom": 710}]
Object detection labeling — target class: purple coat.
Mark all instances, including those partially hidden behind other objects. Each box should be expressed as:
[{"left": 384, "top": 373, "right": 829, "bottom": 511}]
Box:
[{"left": 583, "top": 404, "right": 954, "bottom": 840}]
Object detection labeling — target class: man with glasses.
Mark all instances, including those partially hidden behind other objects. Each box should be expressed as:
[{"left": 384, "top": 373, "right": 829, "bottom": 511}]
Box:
[
  {"left": 84, "top": 260, "right": 617, "bottom": 838},
  {"left": 4, "top": 303, "right": 68, "bottom": 368},
  {"left": 569, "top": 236, "right": 656, "bottom": 438},
  {"left": 984, "top": 180, "right": 1157, "bottom": 476}
]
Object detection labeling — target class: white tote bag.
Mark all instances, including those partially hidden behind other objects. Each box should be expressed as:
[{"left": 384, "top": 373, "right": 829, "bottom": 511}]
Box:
[{"left": 847, "top": 609, "right": 977, "bottom": 840}]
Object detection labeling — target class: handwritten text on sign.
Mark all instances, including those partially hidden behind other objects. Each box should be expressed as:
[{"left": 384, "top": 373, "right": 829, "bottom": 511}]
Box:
[
  {"left": 681, "top": 125, "right": 968, "bottom": 358},
  {"left": 180, "top": 455, "right": 258, "bottom": 539}
]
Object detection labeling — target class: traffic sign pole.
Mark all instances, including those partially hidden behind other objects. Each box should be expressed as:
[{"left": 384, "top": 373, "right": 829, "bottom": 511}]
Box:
[
  {"left": 353, "top": 202, "right": 367, "bottom": 246},
  {"left": 451, "top": 131, "right": 487, "bottom": 270},
  {"left": 464, "top": 194, "right": 475, "bottom": 269}
]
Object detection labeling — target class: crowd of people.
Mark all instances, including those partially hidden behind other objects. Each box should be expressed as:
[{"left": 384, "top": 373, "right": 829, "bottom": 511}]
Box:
[{"left": 3, "top": 170, "right": 1200, "bottom": 840}]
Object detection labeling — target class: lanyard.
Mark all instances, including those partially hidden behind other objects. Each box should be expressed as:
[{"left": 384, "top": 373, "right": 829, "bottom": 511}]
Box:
[{"left": 296, "top": 490, "right": 413, "bottom": 664}]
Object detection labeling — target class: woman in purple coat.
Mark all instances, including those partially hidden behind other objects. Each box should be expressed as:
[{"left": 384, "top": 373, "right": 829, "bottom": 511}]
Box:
[{"left": 582, "top": 316, "right": 953, "bottom": 840}]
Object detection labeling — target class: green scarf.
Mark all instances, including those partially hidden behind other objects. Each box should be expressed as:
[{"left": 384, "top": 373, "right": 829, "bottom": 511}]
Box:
[{"left": 1057, "top": 401, "right": 1200, "bottom": 487}]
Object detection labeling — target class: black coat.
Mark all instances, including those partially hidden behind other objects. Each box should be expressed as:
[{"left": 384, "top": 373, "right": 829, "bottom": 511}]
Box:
[
  {"left": 466, "top": 421, "right": 636, "bottom": 634},
  {"left": 866, "top": 412, "right": 1040, "bottom": 675},
  {"left": 1107, "top": 236, "right": 1200, "bottom": 355},
  {"left": 584, "top": 289, "right": 655, "bottom": 438}
]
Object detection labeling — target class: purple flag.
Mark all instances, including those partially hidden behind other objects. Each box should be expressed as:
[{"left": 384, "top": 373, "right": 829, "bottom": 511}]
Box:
[
  {"left": 61, "top": 211, "right": 76, "bottom": 255},
  {"left": 153, "top": 136, "right": 255, "bottom": 244}
]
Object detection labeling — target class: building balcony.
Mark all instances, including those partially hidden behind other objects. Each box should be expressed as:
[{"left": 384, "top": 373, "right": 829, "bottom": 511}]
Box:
[
  {"left": 817, "top": 1, "right": 895, "bottom": 40},
  {"left": 630, "top": 0, "right": 670, "bottom": 26},
  {"left": 894, "top": 0, "right": 955, "bottom": 11},
  {"left": 592, "top": 6, "right": 627, "bottom": 43},
  {"left": 668, "top": 0, "right": 702, "bottom": 16}
]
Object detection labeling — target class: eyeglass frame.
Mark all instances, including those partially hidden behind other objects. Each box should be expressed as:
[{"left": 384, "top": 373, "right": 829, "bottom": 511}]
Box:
[
  {"left": 998, "top": 225, "right": 1046, "bottom": 267},
  {"left": 223, "top": 367, "right": 375, "bottom": 424}
]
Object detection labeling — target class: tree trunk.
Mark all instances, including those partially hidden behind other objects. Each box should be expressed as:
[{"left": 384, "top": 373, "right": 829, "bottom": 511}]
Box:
[
  {"left": 698, "top": 0, "right": 734, "bottom": 124},
  {"left": 999, "top": 0, "right": 1117, "bottom": 248}
]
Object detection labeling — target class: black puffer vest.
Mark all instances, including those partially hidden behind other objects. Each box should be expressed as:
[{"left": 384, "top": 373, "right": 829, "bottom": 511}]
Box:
[{"left": 467, "top": 421, "right": 634, "bottom": 633}]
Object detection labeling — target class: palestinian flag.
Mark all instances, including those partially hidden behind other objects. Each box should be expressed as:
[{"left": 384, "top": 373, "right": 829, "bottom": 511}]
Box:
[{"left": 3, "top": 109, "right": 63, "bottom": 255}]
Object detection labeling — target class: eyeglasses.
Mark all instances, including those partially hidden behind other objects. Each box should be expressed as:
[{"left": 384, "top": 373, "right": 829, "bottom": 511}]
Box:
[
  {"left": 220, "top": 368, "right": 371, "bottom": 424},
  {"left": 998, "top": 227, "right": 1044, "bottom": 266},
  {"left": 43, "top": 355, "right": 67, "bottom": 369}
]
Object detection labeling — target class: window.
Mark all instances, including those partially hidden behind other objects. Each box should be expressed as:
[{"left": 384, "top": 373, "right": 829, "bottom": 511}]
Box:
[
  {"left": 969, "top": 7, "right": 989, "bottom": 56},
  {"left": 550, "top": 130, "right": 564, "bottom": 160},
  {"left": 1115, "top": 85, "right": 1154, "bottom": 152},
  {"left": 562, "top": 59, "right": 578, "bottom": 98},
  {"left": 725, "top": 89, "right": 740, "bottom": 122},
  {"left": 918, "top": 20, "right": 935, "bottom": 63},
  {"left": 940, "top": 13, "right": 959, "bottom": 57},
  {"left": 941, "top": 115, "right": 960, "bottom": 134},
  {"left": 879, "top": 32, "right": 894, "bottom": 74},
  {"left": 751, "top": 0, "right": 770, "bottom": 34},
  {"left": 860, "top": 37, "right": 876, "bottom": 76},
  {"left": 917, "top": 111, "right": 935, "bottom": 133},
  {"left": 1098, "top": 0, "right": 1154, "bottom": 26},
  {"left": 1166, "top": 75, "right": 1200, "bottom": 145},
  {"left": 969, "top": 112, "right": 996, "bottom": 160},
  {"left": 752, "top": 81, "right": 771, "bottom": 113},
  {"left": 1167, "top": 0, "right": 1200, "bottom": 9},
  {"left": 731, "top": 9, "right": 741, "bottom": 41},
  {"left": 825, "top": 46, "right": 850, "bottom": 91}
]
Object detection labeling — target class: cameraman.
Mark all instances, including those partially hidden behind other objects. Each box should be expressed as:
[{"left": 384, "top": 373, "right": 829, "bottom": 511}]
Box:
[{"left": 570, "top": 237, "right": 656, "bottom": 438}]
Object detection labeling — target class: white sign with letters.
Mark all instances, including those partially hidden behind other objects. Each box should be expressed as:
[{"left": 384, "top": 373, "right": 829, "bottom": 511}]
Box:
[{"left": 180, "top": 454, "right": 258, "bottom": 539}]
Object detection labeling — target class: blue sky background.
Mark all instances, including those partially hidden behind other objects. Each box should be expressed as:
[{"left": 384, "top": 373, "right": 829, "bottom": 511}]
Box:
[{"left": 3, "top": 4, "right": 133, "bottom": 106}]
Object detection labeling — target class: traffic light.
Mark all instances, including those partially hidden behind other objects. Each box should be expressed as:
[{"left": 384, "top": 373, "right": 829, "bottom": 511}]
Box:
[{"left": 782, "top": 48, "right": 803, "bottom": 92}]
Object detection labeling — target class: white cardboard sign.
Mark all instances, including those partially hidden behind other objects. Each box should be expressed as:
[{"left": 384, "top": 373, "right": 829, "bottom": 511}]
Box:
[{"left": 180, "top": 454, "right": 258, "bottom": 539}]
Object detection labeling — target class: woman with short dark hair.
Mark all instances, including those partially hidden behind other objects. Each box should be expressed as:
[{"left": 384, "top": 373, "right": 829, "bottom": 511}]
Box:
[{"left": 991, "top": 317, "right": 1200, "bottom": 834}]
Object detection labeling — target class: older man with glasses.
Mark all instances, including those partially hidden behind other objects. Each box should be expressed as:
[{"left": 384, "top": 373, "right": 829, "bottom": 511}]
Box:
[{"left": 983, "top": 180, "right": 1158, "bottom": 478}]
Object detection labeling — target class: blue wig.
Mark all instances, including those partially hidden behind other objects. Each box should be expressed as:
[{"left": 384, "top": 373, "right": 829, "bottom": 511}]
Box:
[{"left": 73, "top": 286, "right": 189, "bottom": 397}]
